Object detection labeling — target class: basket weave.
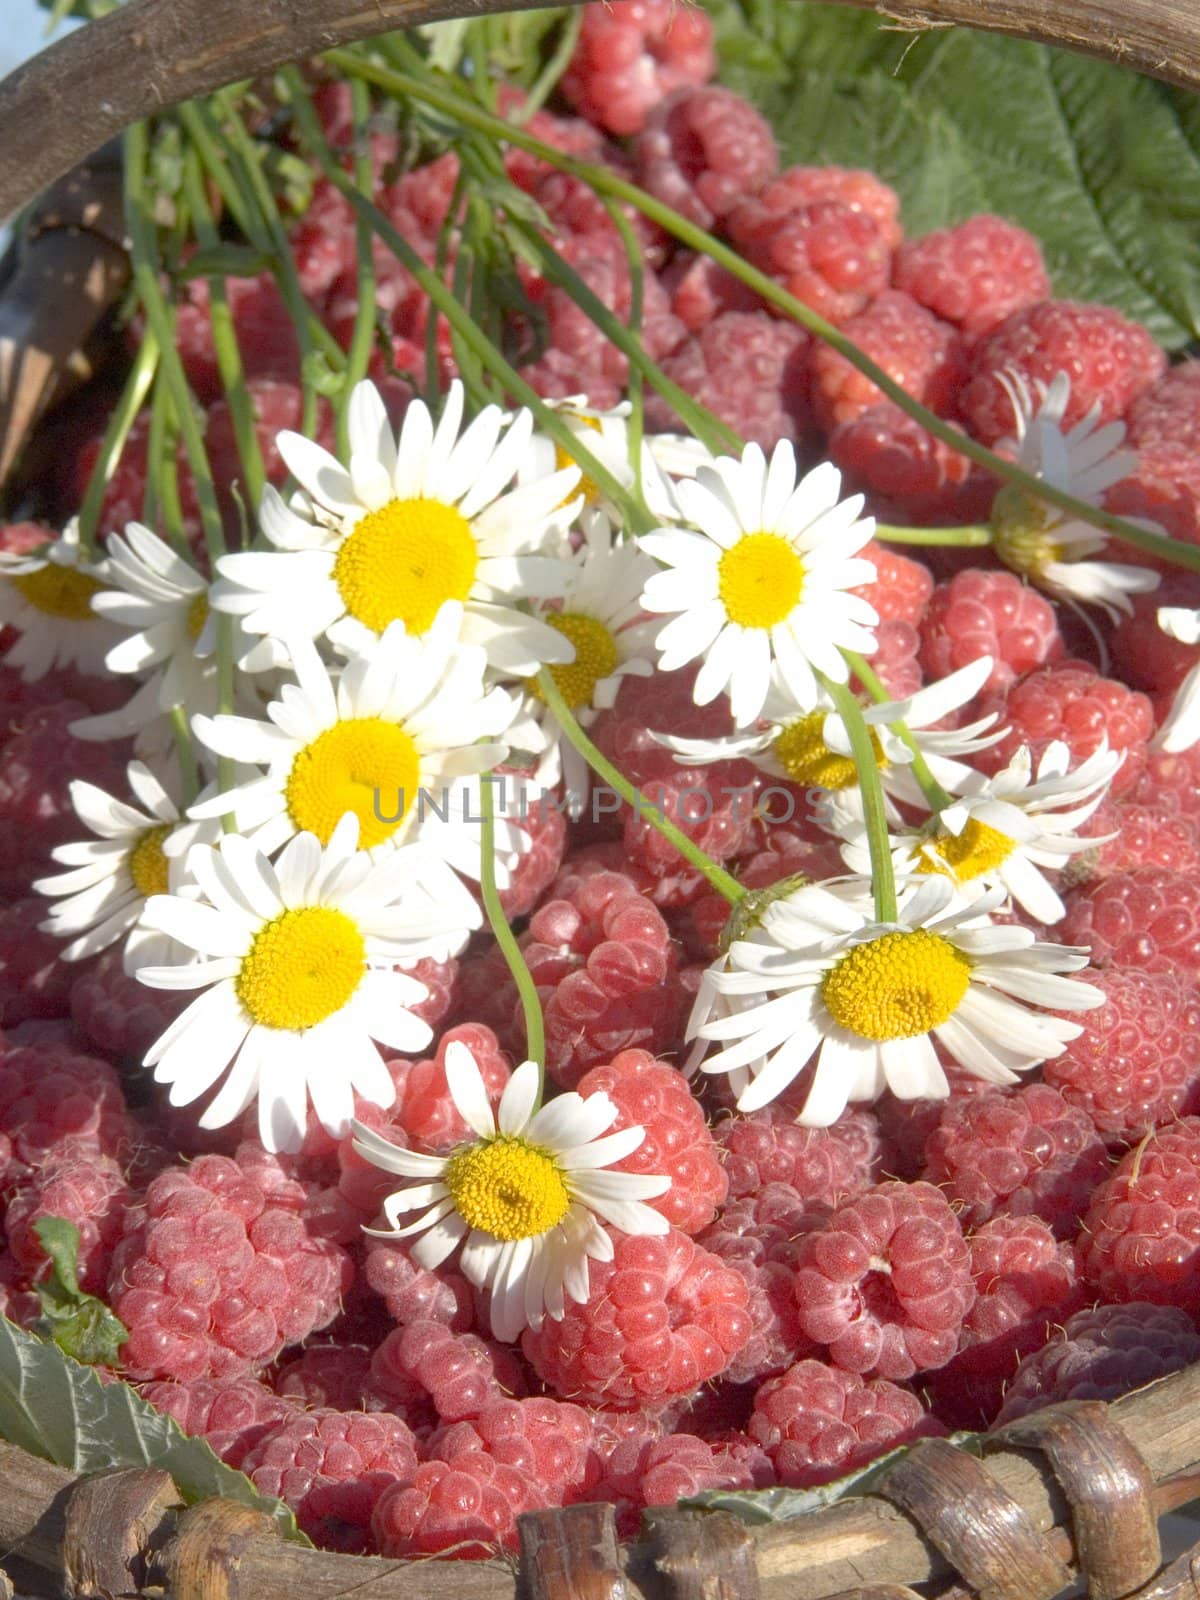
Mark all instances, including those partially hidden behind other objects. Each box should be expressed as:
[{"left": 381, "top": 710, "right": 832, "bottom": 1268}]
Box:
[{"left": 2, "top": 3, "right": 1200, "bottom": 1595}]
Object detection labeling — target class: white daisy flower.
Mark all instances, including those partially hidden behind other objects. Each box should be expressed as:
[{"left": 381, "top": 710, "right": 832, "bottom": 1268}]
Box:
[
  {"left": 843, "top": 740, "right": 1120, "bottom": 925},
  {"left": 638, "top": 440, "right": 879, "bottom": 728},
  {"left": 658, "top": 656, "right": 1003, "bottom": 822},
  {"left": 135, "top": 815, "right": 461, "bottom": 1152},
  {"left": 690, "top": 875, "right": 1103, "bottom": 1121},
  {"left": 0, "top": 520, "right": 119, "bottom": 680},
  {"left": 992, "top": 370, "right": 1161, "bottom": 621},
  {"left": 352, "top": 1039, "right": 670, "bottom": 1342},
  {"left": 1153, "top": 607, "right": 1200, "bottom": 753},
  {"left": 33, "top": 761, "right": 210, "bottom": 968},
  {"left": 189, "top": 604, "right": 519, "bottom": 932},
  {"left": 211, "top": 380, "right": 582, "bottom": 674}
]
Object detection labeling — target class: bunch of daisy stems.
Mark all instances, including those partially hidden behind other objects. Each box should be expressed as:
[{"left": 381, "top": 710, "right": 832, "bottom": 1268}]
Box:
[{"left": 10, "top": 28, "right": 1200, "bottom": 1343}]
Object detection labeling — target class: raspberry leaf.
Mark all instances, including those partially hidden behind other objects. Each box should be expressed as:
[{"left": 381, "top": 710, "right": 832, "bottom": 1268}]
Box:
[{"left": 31, "top": 1216, "right": 128, "bottom": 1368}]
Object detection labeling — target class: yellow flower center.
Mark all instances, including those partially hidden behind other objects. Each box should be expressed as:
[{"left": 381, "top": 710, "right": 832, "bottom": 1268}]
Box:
[
  {"left": 128, "top": 825, "right": 173, "bottom": 897},
  {"left": 285, "top": 717, "right": 421, "bottom": 849},
  {"left": 555, "top": 415, "right": 604, "bottom": 506},
  {"left": 528, "top": 612, "right": 619, "bottom": 711},
  {"left": 773, "top": 711, "right": 886, "bottom": 791},
  {"left": 717, "top": 533, "right": 805, "bottom": 630},
  {"left": 821, "top": 928, "right": 972, "bottom": 1041},
  {"left": 186, "top": 592, "right": 210, "bottom": 641},
  {"left": 235, "top": 906, "right": 366, "bottom": 1031},
  {"left": 10, "top": 563, "right": 103, "bottom": 621},
  {"left": 914, "top": 817, "right": 1017, "bottom": 882},
  {"left": 992, "top": 486, "right": 1064, "bottom": 577},
  {"left": 332, "top": 498, "right": 478, "bottom": 637},
  {"left": 443, "top": 1136, "right": 572, "bottom": 1241}
]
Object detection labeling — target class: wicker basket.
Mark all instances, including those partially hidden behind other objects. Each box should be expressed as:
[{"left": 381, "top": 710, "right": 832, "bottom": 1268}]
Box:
[{"left": 2, "top": 3, "right": 1200, "bottom": 1596}]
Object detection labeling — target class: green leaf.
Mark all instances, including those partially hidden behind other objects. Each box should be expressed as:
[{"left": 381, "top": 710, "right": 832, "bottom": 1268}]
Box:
[
  {"left": 32, "top": 1218, "right": 128, "bottom": 1368},
  {"left": 710, "top": 0, "right": 1200, "bottom": 349},
  {"left": 0, "top": 1316, "right": 308, "bottom": 1543}
]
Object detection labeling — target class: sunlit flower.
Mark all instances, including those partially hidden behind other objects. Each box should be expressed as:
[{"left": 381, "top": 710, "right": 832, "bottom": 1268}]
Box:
[
  {"left": 0, "top": 521, "right": 118, "bottom": 679},
  {"left": 1153, "top": 606, "right": 1200, "bottom": 753},
  {"left": 353, "top": 1040, "right": 670, "bottom": 1341}
]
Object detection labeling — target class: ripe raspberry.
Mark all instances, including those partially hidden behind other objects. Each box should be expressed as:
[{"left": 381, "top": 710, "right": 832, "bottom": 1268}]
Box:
[
  {"left": 242, "top": 1408, "right": 420, "bottom": 1552},
  {"left": 1079, "top": 1120, "right": 1200, "bottom": 1310},
  {"left": 575, "top": 1051, "right": 726, "bottom": 1233},
  {"left": 627, "top": 1432, "right": 767, "bottom": 1508},
  {"left": 363, "top": 1233, "right": 475, "bottom": 1332},
  {"left": 748, "top": 1359, "right": 938, "bottom": 1486},
  {"left": 273, "top": 1343, "right": 391, "bottom": 1415},
  {"left": 925, "top": 1216, "right": 1082, "bottom": 1428},
  {"left": 0, "top": 1046, "right": 134, "bottom": 1169},
  {"left": 792, "top": 1181, "right": 974, "bottom": 1380},
  {"left": 495, "top": 774, "right": 568, "bottom": 919},
  {"left": 976, "top": 662, "right": 1153, "bottom": 796},
  {"left": 662, "top": 251, "right": 765, "bottom": 333},
  {"left": 0, "top": 897, "right": 78, "bottom": 1026},
  {"left": 727, "top": 197, "right": 891, "bottom": 325},
  {"left": 715, "top": 1106, "right": 886, "bottom": 1205},
  {"left": 429, "top": 1397, "right": 594, "bottom": 1504},
  {"left": 866, "top": 618, "right": 923, "bottom": 701},
  {"left": 370, "top": 1321, "right": 524, "bottom": 1421},
  {"left": 1074, "top": 799, "right": 1200, "bottom": 881},
  {"left": 561, "top": 0, "right": 716, "bottom": 137},
  {"left": 961, "top": 301, "right": 1166, "bottom": 445},
  {"left": 1060, "top": 866, "right": 1200, "bottom": 976},
  {"left": 109, "top": 1151, "right": 353, "bottom": 1382},
  {"left": 848, "top": 541, "right": 935, "bottom": 627},
  {"left": 754, "top": 166, "right": 902, "bottom": 250},
  {"left": 831, "top": 404, "right": 996, "bottom": 525},
  {"left": 922, "top": 1084, "right": 1107, "bottom": 1238},
  {"left": 635, "top": 86, "right": 777, "bottom": 230},
  {"left": 386, "top": 1024, "right": 510, "bottom": 1153},
  {"left": 1042, "top": 966, "right": 1200, "bottom": 1137},
  {"left": 501, "top": 92, "right": 612, "bottom": 194},
  {"left": 142, "top": 1376, "right": 295, "bottom": 1468},
  {"left": 1126, "top": 360, "right": 1200, "bottom": 451},
  {"left": 645, "top": 310, "right": 809, "bottom": 449},
  {"left": 372, "top": 1452, "right": 536, "bottom": 1556},
  {"left": 5, "top": 1152, "right": 130, "bottom": 1295},
  {"left": 1103, "top": 441, "right": 1200, "bottom": 569},
  {"left": 173, "top": 273, "right": 300, "bottom": 406},
  {"left": 810, "top": 290, "right": 966, "bottom": 431},
  {"left": 205, "top": 381, "right": 334, "bottom": 532},
  {"left": 995, "top": 1303, "right": 1200, "bottom": 1425},
  {"left": 1131, "top": 745, "right": 1200, "bottom": 824},
  {"left": 1111, "top": 579, "right": 1200, "bottom": 696},
  {"left": 522, "top": 1228, "right": 752, "bottom": 1409},
  {"left": 69, "top": 948, "right": 186, "bottom": 1063},
  {"left": 918, "top": 570, "right": 1064, "bottom": 694},
  {"left": 893, "top": 216, "right": 1050, "bottom": 339}
]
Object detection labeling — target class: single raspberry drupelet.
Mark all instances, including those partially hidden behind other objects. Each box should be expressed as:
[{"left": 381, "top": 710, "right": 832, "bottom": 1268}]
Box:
[
  {"left": 521, "top": 1228, "right": 752, "bottom": 1409},
  {"left": 142, "top": 1376, "right": 296, "bottom": 1468},
  {"left": 1079, "top": 1121, "right": 1200, "bottom": 1311},
  {"left": 923, "top": 1084, "right": 1108, "bottom": 1238},
  {"left": 241, "top": 1408, "right": 420, "bottom": 1552},
  {"left": 748, "top": 1359, "right": 939, "bottom": 1486},
  {"left": 634, "top": 86, "right": 778, "bottom": 230},
  {"left": 1060, "top": 866, "right": 1200, "bottom": 976},
  {"left": 372, "top": 1453, "right": 537, "bottom": 1557},
  {"left": 69, "top": 949, "right": 186, "bottom": 1063},
  {"left": 5, "top": 1151, "right": 131, "bottom": 1295},
  {"left": 1042, "top": 967, "right": 1200, "bottom": 1138},
  {"left": 995, "top": 1304, "right": 1200, "bottom": 1425},
  {"left": 714, "top": 1106, "right": 886, "bottom": 1205},
  {"left": 109, "top": 1151, "right": 353, "bottom": 1382},
  {"left": 961, "top": 300, "right": 1166, "bottom": 445},
  {"left": 561, "top": 0, "right": 716, "bottom": 137},
  {"left": 892, "top": 216, "right": 1050, "bottom": 339},
  {"left": 791, "top": 1181, "right": 974, "bottom": 1381},
  {"left": 429, "top": 1397, "right": 595, "bottom": 1505},
  {"left": 727, "top": 197, "right": 891, "bottom": 326},
  {"left": 370, "top": 1321, "right": 525, "bottom": 1421},
  {"left": 918, "top": 570, "right": 1063, "bottom": 695},
  {"left": 645, "top": 310, "right": 809, "bottom": 449},
  {"left": 810, "top": 290, "right": 966, "bottom": 430},
  {"left": 575, "top": 1051, "right": 726, "bottom": 1233}
]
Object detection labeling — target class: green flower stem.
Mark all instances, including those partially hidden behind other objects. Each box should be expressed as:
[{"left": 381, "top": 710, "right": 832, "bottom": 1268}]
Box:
[
  {"left": 820, "top": 673, "right": 898, "bottom": 925},
  {"left": 335, "top": 78, "right": 379, "bottom": 461},
  {"left": 169, "top": 704, "right": 200, "bottom": 807},
  {"left": 181, "top": 148, "right": 268, "bottom": 513},
  {"left": 875, "top": 523, "right": 994, "bottom": 548},
  {"left": 843, "top": 649, "right": 955, "bottom": 814},
  {"left": 536, "top": 669, "right": 745, "bottom": 905},
  {"left": 144, "top": 378, "right": 188, "bottom": 556},
  {"left": 601, "top": 198, "right": 647, "bottom": 504},
  {"left": 76, "top": 331, "right": 159, "bottom": 555},
  {"left": 517, "top": 8, "right": 583, "bottom": 121},
  {"left": 328, "top": 47, "right": 1200, "bottom": 577},
  {"left": 480, "top": 770, "right": 546, "bottom": 1100}
]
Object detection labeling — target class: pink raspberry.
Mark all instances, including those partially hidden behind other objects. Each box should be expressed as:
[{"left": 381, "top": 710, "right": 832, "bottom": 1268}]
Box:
[
  {"left": 645, "top": 310, "right": 809, "bottom": 449},
  {"left": 755, "top": 166, "right": 902, "bottom": 250},
  {"left": 976, "top": 662, "right": 1153, "bottom": 796},
  {"left": 242, "top": 1408, "right": 420, "bottom": 1552},
  {"left": 575, "top": 1051, "right": 726, "bottom": 1233},
  {"left": 5, "top": 1151, "right": 131, "bottom": 1295},
  {"left": 918, "top": 569, "right": 1064, "bottom": 694},
  {"left": 961, "top": 301, "right": 1166, "bottom": 445},
  {"left": 372, "top": 1453, "right": 536, "bottom": 1557},
  {"left": 892, "top": 216, "right": 1050, "bottom": 339},
  {"left": 1111, "top": 578, "right": 1200, "bottom": 696},
  {"left": 109, "top": 1151, "right": 353, "bottom": 1382},
  {"left": 749, "top": 1359, "right": 938, "bottom": 1486},
  {"left": 561, "top": 0, "right": 716, "bottom": 137},
  {"left": 429, "top": 1397, "right": 594, "bottom": 1505},
  {"left": 495, "top": 773, "right": 568, "bottom": 919},
  {"left": 522, "top": 1228, "right": 752, "bottom": 1409},
  {"left": 661, "top": 252, "right": 765, "bottom": 333},
  {"left": 273, "top": 1343, "right": 391, "bottom": 1415},
  {"left": 370, "top": 1321, "right": 524, "bottom": 1422},
  {"left": 205, "top": 380, "right": 333, "bottom": 530},
  {"left": 849, "top": 541, "right": 935, "bottom": 627},
  {"left": 386, "top": 1024, "right": 510, "bottom": 1153},
  {"left": 630, "top": 1432, "right": 766, "bottom": 1508},
  {"left": 995, "top": 1303, "right": 1200, "bottom": 1425},
  {"left": 1079, "top": 1120, "right": 1200, "bottom": 1311},
  {"left": 1075, "top": 796, "right": 1200, "bottom": 880},
  {"left": 1126, "top": 359, "right": 1200, "bottom": 451},
  {"left": 634, "top": 86, "right": 777, "bottom": 230},
  {"left": 1042, "top": 966, "right": 1200, "bottom": 1137},
  {"left": 69, "top": 948, "right": 185, "bottom": 1063},
  {"left": 174, "top": 273, "right": 300, "bottom": 405},
  {"left": 502, "top": 92, "right": 613, "bottom": 193},
  {"left": 142, "top": 1376, "right": 295, "bottom": 1468},
  {"left": 715, "top": 1106, "right": 885, "bottom": 1205},
  {"left": 363, "top": 1233, "right": 475, "bottom": 1332},
  {"left": 831, "top": 404, "right": 996, "bottom": 525},
  {"left": 1131, "top": 745, "right": 1200, "bottom": 824},
  {"left": 922, "top": 1084, "right": 1108, "bottom": 1238},
  {"left": 791, "top": 1181, "right": 974, "bottom": 1380},
  {"left": 810, "top": 290, "right": 966, "bottom": 430},
  {"left": 0, "top": 897, "right": 78, "bottom": 1026},
  {"left": 925, "top": 1216, "right": 1082, "bottom": 1428},
  {"left": 867, "top": 618, "right": 923, "bottom": 701},
  {"left": 727, "top": 196, "right": 891, "bottom": 326},
  {"left": 0, "top": 1045, "right": 135, "bottom": 1169},
  {"left": 289, "top": 178, "right": 357, "bottom": 299},
  {"left": 1104, "top": 441, "right": 1200, "bottom": 570},
  {"left": 1060, "top": 866, "right": 1200, "bottom": 976}
]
